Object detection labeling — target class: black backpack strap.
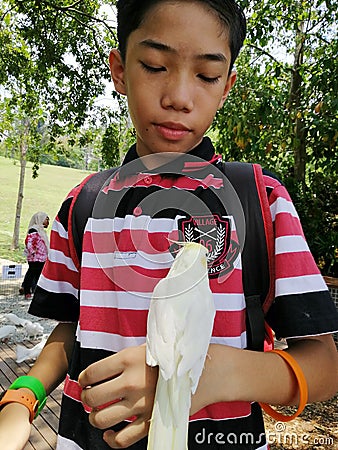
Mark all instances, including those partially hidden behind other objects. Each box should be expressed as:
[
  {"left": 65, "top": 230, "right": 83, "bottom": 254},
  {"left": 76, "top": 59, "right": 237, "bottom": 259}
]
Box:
[
  {"left": 221, "top": 162, "right": 274, "bottom": 351},
  {"left": 69, "top": 168, "right": 118, "bottom": 268}
]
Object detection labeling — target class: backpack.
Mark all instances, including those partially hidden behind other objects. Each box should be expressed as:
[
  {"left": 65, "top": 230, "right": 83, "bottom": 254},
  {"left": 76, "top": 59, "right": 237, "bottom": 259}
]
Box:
[{"left": 68, "top": 162, "right": 275, "bottom": 351}]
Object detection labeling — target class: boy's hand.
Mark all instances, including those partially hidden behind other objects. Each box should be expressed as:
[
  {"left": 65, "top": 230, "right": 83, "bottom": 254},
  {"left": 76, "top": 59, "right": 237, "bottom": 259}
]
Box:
[
  {"left": 78, "top": 345, "right": 158, "bottom": 449},
  {"left": 0, "top": 402, "right": 32, "bottom": 450}
]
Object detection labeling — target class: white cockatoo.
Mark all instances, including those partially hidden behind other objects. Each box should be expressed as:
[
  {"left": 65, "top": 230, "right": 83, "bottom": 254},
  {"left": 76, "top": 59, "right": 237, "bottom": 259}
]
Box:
[
  {"left": 23, "top": 321, "right": 44, "bottom": 338},
  {"left": 146, "top": 242, "right": 215, "bottom": 450},
  {"left": 16, "top": 336, "right": 47, "bottom": 363},
  {"left": 0, "top": 325, "right": 16, "bottom": 340},
  {"left": 3, "top": 313, "right": 30, "bottom": 327}
]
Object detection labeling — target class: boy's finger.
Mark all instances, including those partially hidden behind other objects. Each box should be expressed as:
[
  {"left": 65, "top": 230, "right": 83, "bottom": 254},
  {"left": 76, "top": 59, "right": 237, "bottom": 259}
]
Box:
[
  {"left": 102, "top": 418, "right": 149, "bottom": 449},
  {"left": 81, "top": 375, "right": 124, "bottom": 409},
  {"left": 88, "top": 400, "right": 132, "bottom": 430},
  {"left": 78, "top": 354, "right": 124, "bottom": 388}
]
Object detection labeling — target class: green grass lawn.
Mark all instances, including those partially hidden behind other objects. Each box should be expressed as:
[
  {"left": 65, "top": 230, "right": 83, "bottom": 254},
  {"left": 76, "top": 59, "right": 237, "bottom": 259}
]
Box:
[{"left": 0, "top": 156, "right": 92, "bottom": 263}]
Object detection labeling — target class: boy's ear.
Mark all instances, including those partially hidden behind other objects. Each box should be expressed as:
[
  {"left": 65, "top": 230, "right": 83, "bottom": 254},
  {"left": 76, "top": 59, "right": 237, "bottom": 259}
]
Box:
[
  {"left": 109, "top": 49, "right": 127, "bottom": 95},
  {"left": 218, "top": 70, "right": 237, "bottom": 109}
]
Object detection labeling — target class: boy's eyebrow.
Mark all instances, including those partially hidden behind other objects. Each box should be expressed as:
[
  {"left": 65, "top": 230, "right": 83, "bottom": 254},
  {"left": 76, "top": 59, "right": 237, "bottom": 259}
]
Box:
[
  {"left": 198, "top": 53, "right": 228, "bottom": 63},
  {"left": 139, "top": 39, "right": 172, "bottom": 53},
  {"left": 138, "top": 39, "right": 227, "bottom": 63}
]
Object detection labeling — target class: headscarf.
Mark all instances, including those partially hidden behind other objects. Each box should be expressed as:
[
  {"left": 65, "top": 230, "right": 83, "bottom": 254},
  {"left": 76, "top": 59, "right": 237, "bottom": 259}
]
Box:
[{"left": 27, "top": 211, "right": 50, "bottom": 250}]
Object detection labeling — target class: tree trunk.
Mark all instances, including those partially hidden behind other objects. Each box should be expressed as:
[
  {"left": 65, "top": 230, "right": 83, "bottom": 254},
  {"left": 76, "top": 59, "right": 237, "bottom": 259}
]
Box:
[
  {"left": 294, "top": 113, "right": 306, "bottom": 184},
  {"left": 289, "top": 23, "right": 306, "bottom": 185},
  {"left": 11, "top": 120, "right": 29, "bottom": 250},
  {"left": 11, "top": 157, "right": 27, "bottom": 249}
]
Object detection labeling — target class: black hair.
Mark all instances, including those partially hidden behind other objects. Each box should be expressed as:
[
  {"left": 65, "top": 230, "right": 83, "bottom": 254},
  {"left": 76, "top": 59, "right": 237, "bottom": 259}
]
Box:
[{"left": 116, "top": 0, "right": 247, "bottom": 74}]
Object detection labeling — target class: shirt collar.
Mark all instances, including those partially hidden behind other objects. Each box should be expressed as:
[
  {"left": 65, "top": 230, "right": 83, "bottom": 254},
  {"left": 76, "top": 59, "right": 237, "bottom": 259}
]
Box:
[{"left": 119, "top": 137, "right": 221, "bottom": 177}]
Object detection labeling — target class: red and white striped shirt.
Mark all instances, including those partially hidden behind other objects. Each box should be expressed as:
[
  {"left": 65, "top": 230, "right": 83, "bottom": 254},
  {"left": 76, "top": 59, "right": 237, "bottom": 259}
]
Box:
[{"left": 30, "top": 137, "right": 338, "bottom": 450}]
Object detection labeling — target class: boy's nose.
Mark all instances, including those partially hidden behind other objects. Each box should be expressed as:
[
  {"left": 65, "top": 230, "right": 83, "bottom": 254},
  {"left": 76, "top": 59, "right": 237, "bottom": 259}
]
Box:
[{"left": 161, "top": 74, "right": 194, "bottom": 112}]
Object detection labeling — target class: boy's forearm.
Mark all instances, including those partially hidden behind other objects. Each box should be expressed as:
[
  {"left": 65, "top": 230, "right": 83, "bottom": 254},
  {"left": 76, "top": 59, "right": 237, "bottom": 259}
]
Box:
[
  {"left": 192, "top": 334, "right": 338, "bottom": 413},
  {"left": 0, "top": 322, "right": 76, "bottom": 449},
  {"left": 238, "top": 335, "right": 338, "bottom": 404},
  {"left": 27, "top": 322, "right": 77, "bottom": 394}
]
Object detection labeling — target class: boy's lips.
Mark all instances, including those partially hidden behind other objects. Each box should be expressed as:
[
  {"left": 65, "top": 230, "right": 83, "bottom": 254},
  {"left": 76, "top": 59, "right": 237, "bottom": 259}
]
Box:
[{"left": 155, "top": 122, "right": 191, "bottom": 140}]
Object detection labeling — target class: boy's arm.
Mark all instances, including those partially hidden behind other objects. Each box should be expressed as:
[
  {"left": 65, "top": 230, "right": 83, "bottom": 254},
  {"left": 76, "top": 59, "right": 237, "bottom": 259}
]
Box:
[
  {"left": 28, "top": 322, "right": 77, "bottom": 393},
  {"left": 0, "top": 322, "right": 76, "bottom": 450},
  {"left": 194, "top": 334, "right": 338, "bottom": 411},
  {"left": 79, "top": 334, "right": 337, "bottom": 449}
]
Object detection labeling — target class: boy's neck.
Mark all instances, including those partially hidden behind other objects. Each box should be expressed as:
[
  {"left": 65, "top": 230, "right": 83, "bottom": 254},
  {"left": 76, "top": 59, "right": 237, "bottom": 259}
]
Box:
[{"left": 134, "top": 138, "right": 208, "bottom": 170}]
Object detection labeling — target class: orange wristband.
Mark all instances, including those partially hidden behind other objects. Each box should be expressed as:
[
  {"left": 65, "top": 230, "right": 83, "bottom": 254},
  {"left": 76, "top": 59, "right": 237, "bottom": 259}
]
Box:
[{"left": 259, "top": 349, "right": 308, "bottom": 422}]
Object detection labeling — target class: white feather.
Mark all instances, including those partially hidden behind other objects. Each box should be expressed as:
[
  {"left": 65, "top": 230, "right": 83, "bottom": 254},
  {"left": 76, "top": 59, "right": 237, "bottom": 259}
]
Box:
[{"left": 146, "top": 242, "right": 215, "bottom": 450}]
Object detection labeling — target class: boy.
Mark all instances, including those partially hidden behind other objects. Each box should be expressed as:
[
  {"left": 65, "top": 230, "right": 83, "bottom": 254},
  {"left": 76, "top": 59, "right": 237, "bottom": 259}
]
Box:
[{"left": 0, "top": 1, "right": 337, "bottom": 449}]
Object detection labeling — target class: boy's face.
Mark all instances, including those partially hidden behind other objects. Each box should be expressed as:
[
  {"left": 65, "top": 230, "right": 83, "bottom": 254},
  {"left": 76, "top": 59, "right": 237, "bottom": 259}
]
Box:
[{"left": 110, "top": 1, "right": 236, "bottom": 157}]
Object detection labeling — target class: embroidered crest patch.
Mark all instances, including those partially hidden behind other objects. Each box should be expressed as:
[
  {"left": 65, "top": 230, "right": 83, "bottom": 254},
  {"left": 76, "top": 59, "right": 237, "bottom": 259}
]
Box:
[{"left": 178, "top": 214, "right": 240, "bottom": 278}]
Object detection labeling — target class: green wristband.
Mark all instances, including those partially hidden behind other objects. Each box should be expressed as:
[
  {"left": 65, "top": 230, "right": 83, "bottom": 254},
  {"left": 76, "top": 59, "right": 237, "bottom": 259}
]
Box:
[{"left": 10, "top": 376, "right": 47, "bottom": 417}]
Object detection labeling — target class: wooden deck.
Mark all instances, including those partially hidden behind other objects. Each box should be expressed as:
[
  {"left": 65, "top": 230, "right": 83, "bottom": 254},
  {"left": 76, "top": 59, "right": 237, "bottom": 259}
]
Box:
[{"left": 0, "top": 339, "right": 63, "bottom": 449}]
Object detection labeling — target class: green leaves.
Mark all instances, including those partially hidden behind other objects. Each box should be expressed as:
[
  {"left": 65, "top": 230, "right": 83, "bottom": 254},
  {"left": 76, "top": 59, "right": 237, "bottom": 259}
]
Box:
[
  {"left": 1, "top": 0, "right": 116, "bottom": 130},
  {"left": 215, "top": 0, "right": 338, "bottom": 275}
]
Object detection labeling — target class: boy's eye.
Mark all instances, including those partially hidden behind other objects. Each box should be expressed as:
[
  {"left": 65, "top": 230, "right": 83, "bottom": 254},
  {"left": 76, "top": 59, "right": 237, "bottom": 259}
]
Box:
[
  {"left": 198, "top": 74, "right": 221, "bottom": 84},
  {"left": 140, "top": 61, "right": 165, "bottom": 73}
]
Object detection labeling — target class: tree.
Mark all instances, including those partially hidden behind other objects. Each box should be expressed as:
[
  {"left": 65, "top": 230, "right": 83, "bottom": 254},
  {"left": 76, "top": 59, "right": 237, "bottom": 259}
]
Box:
[
  {"left": 0, "top": 0, "right": 119, "bottom": 248},
  {"left": 1, "top": 0, "right": 118, "bottom": 131},
  {"left": 100, "top": 97, "right": 135, "bottom": 168},
  {"left": 0, "top": 92, "right": 50, "bottom": 248},
  {"left": 217, "top": 0, "right": 337, "bottom": 173},
  {"left": 214, "top": 0, "right": 338, "bottom": 275}
]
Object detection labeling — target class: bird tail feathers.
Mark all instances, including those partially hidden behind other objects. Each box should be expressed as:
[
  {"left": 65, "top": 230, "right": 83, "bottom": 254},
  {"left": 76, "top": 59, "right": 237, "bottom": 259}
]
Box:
[{"left": 147, "top": 373, "right": 189, "bottom": 450}]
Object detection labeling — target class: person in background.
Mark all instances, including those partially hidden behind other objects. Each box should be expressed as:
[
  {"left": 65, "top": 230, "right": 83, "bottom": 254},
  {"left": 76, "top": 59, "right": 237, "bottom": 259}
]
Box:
[{"left": 21, "top": 212, "right": 49, "bottom": 300}]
